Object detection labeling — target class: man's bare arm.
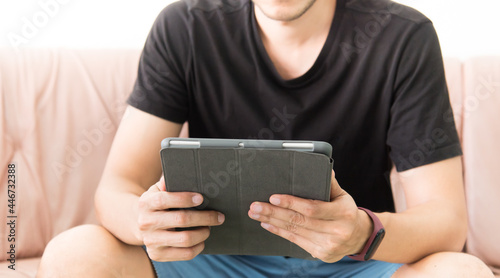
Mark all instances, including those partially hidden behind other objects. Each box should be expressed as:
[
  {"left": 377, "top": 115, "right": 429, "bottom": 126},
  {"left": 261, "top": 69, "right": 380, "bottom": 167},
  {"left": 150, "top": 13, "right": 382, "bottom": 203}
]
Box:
[
  {"left": 95, "top": 106, "right": 182, "bottom": 245},
  {"left": 374, "top": 156, "right": 467, "bottom": 263}
]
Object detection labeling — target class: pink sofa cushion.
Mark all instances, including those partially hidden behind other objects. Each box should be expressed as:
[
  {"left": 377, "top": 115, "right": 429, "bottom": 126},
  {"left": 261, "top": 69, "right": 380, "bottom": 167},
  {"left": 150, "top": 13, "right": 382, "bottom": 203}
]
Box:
[
  {"left": 462, "top": 57, "right": 500, "bottom": 274},
  {"left": 0, "top": 49, "right": 140, "bottom": 260}
]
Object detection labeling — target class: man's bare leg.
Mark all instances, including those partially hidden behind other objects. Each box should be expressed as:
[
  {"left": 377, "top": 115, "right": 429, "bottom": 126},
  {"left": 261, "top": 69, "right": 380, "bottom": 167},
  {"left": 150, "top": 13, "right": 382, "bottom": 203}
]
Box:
[
  {"left": 37, "top": 224, "right": 155, "bottom": 278},
  {"left": 393, "top": 251, "right": 494, "bottom": 278}
]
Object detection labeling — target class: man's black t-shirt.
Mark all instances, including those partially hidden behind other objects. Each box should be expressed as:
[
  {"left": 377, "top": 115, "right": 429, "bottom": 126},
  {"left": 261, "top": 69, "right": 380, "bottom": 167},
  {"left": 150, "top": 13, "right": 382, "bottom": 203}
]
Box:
[{"left": 128, "top": 0, "right": 462, "bottom": 212}]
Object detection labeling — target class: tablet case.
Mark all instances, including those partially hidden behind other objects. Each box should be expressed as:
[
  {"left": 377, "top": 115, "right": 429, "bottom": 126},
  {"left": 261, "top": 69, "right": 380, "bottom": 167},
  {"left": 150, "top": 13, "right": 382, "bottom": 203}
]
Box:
[{"left": 160, "top": 147, "right": 333, "bottom": 259}]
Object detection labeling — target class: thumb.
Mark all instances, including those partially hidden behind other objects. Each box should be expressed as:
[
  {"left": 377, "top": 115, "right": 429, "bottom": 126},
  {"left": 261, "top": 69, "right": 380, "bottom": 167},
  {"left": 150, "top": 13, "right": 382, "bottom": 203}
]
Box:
[
  {"left": 157, "top": 175, "right": 166, "bottom": 191},
  {"left": 147, "top": 176, "right": 166, "bottom": 193},
  {"left": 330, "top": 170, "right": 346, "bottom": 201}
]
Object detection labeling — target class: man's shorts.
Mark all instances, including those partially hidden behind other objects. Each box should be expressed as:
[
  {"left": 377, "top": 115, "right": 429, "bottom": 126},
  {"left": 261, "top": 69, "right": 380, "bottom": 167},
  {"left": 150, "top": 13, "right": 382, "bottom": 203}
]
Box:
[{"left": 145, "top": 253, "right": 403, "bottom": 278}]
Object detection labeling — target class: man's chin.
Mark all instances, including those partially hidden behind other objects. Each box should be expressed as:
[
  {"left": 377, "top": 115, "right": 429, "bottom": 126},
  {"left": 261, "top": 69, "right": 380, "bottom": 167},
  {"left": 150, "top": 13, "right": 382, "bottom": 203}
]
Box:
[
  {"left": 253, "top": 0, "right": 317, "bottom": 22},
  {"left": 260, "top": 12, "right": 305, "bottom": 22}
]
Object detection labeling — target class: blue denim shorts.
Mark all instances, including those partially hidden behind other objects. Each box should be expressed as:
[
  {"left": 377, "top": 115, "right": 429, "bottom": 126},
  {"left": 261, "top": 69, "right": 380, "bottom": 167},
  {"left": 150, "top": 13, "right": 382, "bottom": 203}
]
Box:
[{"left": 143, "top": 251, "right": 403, "bottom": 278}]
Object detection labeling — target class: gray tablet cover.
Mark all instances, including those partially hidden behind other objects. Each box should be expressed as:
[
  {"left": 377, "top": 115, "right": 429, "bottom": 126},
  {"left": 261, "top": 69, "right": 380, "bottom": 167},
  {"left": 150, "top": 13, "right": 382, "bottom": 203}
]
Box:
[{"left": 160, "top": 148, "right": 333, "bottom": 259}]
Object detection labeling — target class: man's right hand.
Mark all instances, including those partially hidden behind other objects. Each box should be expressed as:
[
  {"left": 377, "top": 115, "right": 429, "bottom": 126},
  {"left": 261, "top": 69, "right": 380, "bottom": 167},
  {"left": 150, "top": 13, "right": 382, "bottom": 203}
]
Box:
[{"left": 137, "top": 178, "right": 225, "bottom": 262}]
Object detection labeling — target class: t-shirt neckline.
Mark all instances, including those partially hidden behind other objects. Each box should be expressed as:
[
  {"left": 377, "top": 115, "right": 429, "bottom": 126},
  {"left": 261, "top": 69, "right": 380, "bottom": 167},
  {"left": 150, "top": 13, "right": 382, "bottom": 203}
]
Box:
[{"left": 249, "top": 0, "right": 345, "bottom": 88}]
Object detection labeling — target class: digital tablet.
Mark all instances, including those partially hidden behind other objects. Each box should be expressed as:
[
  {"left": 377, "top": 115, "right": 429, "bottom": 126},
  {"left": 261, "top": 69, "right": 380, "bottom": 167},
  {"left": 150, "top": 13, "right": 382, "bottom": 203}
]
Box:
[{"left": 160, "top": 138, "right": 333, "bottom": 259}]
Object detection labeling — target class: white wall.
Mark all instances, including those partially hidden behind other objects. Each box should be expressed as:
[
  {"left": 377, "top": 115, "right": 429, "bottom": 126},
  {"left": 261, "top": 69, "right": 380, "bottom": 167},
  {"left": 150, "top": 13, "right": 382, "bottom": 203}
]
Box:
[
  {"left": 1, "top": 0, "right": 499, "bottom": 58},
  {"left": 0, "top": 0, "right": 176, "bottom": 49},
  {"left": 394, "top": 0, "right": 500, "bottom": 58}
]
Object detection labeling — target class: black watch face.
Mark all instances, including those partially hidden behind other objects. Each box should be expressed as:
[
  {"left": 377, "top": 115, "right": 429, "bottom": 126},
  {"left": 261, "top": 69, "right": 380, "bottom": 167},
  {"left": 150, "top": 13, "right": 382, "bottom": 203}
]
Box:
[{"left": 364, "top": 229, "right": 385, "bottom": 261}]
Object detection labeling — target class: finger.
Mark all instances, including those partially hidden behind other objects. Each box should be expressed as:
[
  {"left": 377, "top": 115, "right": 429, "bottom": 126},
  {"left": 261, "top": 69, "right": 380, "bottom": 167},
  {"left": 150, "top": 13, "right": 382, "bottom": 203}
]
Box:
[
  {"left": 139, "top": 210, "right": 225, "bottom": 230},
  {"left": 249, "top": 209, "right": 331, "bottom": 245},
  {"left": 146, "top": 177, "right": 166, "bottom": 193},
  {"left": 158, "top": 210, "right": 225, "bottom": 229},
  {"left": 259, "top": 223, "right": 338, "bottom": 262},
  {"left": 146, "top": 180, "right": 160, "bottom": 193},
  {"left": 329, "top": 170, "right": 346, "bottom": 201},
  {"left": 140, "top": 190, "right": 205, "bottom": 211},
  {"left": 267, "top": 192, "right": 357, "bottom": 222},
  {"left": 146, "top": 242, "right": 205, "bottom": 262},
  {"left": 248, "top": 202, "right": 330, "bottom": 232},
  {"left": 263, "top": 194, "right": 336, "bottom": 220},
  {"left": 144, "top": 227, "right": 210, "bottom": 248},
  {"left": 157, "top": 176, "right": 166, "bottom": 191}
]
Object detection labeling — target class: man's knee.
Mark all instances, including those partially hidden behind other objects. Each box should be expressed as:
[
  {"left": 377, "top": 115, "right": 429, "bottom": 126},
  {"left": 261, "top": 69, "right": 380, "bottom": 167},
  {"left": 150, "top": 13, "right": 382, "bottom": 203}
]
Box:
[
  {"left": 433, "top": 252, "right": 494, "bottom": 277},
  {"left": 38, "top": 224, "right": 153, "bottom": 278},
  {"left": 40, "top": 225, "right": 113, "bottom": 259},
  {"left": 38, "top": 225, "right": 113, "bottom": 277},
  {"left": 394, "top": 252, "right": 494, "bottom": 278}
]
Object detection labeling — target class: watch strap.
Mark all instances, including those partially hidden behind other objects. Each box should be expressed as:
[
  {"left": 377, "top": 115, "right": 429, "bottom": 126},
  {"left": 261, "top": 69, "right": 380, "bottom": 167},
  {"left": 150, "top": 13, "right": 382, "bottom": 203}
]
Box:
[{"left": 348, "top": 207, "right": 385, "bottom": 261}]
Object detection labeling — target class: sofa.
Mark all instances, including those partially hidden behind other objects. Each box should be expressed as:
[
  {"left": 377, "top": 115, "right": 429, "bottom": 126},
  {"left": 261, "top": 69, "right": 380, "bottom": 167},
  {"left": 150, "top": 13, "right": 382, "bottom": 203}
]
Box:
[{"left": 0, "top": 49, "right": 498, "bottom": 277}]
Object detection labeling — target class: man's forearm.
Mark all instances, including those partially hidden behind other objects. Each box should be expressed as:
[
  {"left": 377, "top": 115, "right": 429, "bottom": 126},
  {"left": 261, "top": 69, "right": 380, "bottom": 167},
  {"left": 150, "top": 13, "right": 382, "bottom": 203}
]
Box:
[
  {"left": 95, "top": 176, "right": 145, "bottom": 246},
  {"left": 373, "top": 200, "right": 467, "bottom": 264}
]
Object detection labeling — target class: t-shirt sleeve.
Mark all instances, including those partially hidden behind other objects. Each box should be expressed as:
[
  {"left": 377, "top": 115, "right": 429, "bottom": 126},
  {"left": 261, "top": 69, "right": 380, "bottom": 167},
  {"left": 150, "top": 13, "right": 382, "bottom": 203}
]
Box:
[
  {"left": 127, "top": 3, "right": 189, "bottom": 124},
  {"left": 387, "top": 22, "right": 462, "bottom": 172}
]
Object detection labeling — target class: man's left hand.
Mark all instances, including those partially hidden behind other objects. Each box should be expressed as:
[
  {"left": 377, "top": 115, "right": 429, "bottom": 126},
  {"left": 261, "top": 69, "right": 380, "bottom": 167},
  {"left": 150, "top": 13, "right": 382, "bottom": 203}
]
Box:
[{"left": 248, "top": 170, "right": 373, "bottom": 263}]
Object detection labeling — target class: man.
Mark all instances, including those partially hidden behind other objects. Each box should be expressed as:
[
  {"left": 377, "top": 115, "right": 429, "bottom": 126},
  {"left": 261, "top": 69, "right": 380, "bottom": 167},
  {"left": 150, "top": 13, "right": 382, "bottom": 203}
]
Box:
[{"left": 38, "top": 0, "right": 493, "bottom": 277}]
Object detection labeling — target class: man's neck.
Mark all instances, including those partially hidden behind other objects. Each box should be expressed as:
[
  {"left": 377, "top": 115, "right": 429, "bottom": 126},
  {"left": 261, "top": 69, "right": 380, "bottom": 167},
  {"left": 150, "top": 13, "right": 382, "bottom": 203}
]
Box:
[
  {"left": 253, "top": 0, "right": 336, "bottom": 80},
  {"left": 254, "top": 0, "right": 336, "bottom": 49}
]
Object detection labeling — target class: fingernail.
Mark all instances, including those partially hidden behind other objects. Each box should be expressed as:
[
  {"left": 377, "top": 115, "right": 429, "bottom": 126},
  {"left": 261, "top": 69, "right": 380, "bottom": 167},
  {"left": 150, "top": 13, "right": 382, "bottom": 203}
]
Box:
[
  {"left": 249, "top": 212, "right": 260, "bottom": 219},
  {"left": 261, "top": 223, "right": 271, "bottom": 230},
  {"left": 252, "top": 204, "right": 262, "bottom": 213},
  {"left": 218, "top": 213, "right": 225, "bottom": 223},
  {"left": 270, "top": 196, "right": 280, "bottom": 205},
  {"left": 192, "top": 195, "right": 203, "bottom": 205}
]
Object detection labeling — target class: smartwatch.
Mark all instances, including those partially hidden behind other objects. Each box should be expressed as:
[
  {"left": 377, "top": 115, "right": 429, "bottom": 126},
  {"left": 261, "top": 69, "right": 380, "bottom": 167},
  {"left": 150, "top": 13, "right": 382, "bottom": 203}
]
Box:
[{"left": 348, "top": 207, "right": 385, "bottom": 261}]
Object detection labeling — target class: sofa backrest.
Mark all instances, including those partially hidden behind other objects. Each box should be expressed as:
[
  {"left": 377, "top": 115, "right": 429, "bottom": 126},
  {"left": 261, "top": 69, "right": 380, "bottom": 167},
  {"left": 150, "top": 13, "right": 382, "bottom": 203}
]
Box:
[
  {"left": 462, "top": 57, "right": 500, "bottom": 274},
  {"left": 0, "top": 49, "right": 140, "bottom": 259}
]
